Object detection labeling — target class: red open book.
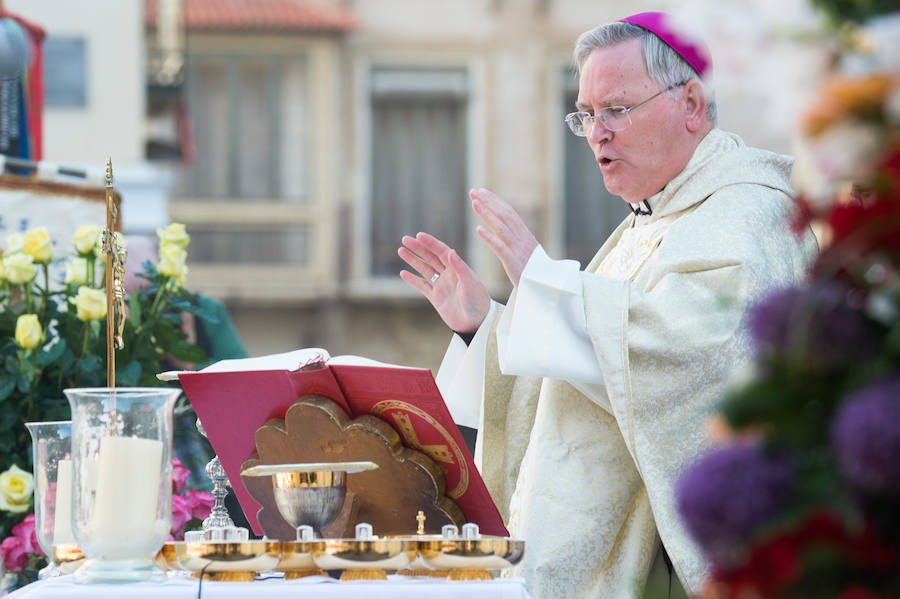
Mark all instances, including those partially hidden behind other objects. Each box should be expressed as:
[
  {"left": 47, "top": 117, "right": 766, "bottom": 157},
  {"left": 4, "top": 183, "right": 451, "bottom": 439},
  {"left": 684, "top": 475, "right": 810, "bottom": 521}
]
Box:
[{"left": 170, "top": 350, "right": 508, "bottom": 537}]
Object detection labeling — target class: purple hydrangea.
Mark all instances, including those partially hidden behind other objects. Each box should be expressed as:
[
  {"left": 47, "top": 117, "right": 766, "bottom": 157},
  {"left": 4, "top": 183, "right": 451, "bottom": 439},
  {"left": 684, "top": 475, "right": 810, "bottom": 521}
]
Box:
[
  {"left": 747, "top": 282, "right": 873, "bottom": 365},
  {"left": 675, "top": 443, "right": 793, "bottom": 565},
  {"left": 832, "top": 376, "right": 900, "bottom": 497}
]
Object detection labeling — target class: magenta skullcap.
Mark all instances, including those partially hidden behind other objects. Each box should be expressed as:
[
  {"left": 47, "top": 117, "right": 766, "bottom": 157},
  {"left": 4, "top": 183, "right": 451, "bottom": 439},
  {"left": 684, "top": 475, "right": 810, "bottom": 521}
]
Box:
[{"left": 618, "top": 12, "right": 711, "bottom": 79}]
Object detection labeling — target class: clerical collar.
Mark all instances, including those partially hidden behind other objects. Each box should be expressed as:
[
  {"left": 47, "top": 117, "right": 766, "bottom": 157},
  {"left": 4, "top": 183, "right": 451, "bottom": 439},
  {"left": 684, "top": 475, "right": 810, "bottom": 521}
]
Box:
[{"left": 630, "top": 200, "right": 653, "bottom": 216}]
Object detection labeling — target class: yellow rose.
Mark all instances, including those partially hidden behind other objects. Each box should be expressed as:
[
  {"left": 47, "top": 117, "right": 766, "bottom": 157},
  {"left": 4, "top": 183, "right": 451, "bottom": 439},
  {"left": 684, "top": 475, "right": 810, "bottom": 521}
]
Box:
[
  {"left": 157, "top": 223, "right": 190, "bottom": 249},
  {"left": 72, "top": 286, "right": 107, "bottom": 321},
  {"left": 158, "top": 244, "right": 188, "bottom": 286},
  {"left": 6, "top": 232, "right": 24, "bottom": 252},
  {"left": 64, "top": 257, "right": 91, "bottom": 285},
  {"left": 0, "top": 464, "right": 33, "bottom": 513},
  {"left": 4, "top": 252, "right": 36, "bottom": 284},
  {"left": 72, "top": 224, "right": 102, "bottom": 256},
  {"left": 24, "top": 226, "right": 53, "bottom": 264},
  {"left": 14, "top": 314, "right": 43, "bottom": 350}
]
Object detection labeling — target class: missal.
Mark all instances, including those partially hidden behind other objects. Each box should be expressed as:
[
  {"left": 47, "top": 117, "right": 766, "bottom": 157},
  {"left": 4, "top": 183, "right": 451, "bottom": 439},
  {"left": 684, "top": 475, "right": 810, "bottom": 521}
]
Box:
[{"left": 161, "top": 349, "right": 508, "bottom": 536}]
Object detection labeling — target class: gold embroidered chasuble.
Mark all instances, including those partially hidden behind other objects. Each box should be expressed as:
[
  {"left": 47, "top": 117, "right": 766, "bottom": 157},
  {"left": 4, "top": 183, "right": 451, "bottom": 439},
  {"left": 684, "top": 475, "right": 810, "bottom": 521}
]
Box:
[{"left": 472, "top": 129, "right": 818, "bottom": 598}]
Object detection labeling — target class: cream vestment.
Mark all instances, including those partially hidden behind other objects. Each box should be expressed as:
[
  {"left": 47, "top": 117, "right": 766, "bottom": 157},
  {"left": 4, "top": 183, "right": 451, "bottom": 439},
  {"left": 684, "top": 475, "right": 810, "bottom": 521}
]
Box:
[{"left": 436, "top": 129, "right": 818, "bottom": 598}]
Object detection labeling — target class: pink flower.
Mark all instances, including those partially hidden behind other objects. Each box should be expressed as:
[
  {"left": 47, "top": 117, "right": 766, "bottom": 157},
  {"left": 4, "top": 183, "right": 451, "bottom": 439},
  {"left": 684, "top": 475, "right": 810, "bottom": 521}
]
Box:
[
  {"left": 0, "top": 535, "right": 28, "bottom": 572},
  {"left": 172, "top": 458, "right": 191, "bottom": 494},
  {"left": 183, "top": 489, "right": 214, "bottom": 522},
  {"left": 12, "top": 514, "right": 42, "bottom": 556},
  {"left": 170, "top": 494, "right": 193, "bottom": 540}
]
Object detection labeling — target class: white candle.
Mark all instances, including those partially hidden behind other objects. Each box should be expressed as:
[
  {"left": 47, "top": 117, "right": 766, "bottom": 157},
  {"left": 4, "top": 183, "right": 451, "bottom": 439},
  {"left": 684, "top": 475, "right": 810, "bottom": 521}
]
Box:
[
  {"left": 89, "top": 436, "right": 163, "bottom": 558},
  {"left": 52, "top": 460, "right": 76, "bottom": 546}
]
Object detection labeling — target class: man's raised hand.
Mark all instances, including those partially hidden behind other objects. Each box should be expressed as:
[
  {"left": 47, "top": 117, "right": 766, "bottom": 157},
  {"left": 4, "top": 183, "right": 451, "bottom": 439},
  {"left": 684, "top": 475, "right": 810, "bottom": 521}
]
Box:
[
  {"left": 470, "top": 188, "right": 538, "bottom": 287},
  {"left": 398, "top": 232, "right": 491, "bottom": 334}
]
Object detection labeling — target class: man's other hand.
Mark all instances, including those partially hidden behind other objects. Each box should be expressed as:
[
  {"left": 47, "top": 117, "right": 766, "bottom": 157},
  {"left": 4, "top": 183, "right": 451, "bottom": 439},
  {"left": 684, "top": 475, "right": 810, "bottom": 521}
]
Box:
[
  {"left": 399, "top": 232, "right": 491, "bottom": 334},
  {"left": 470, "top": 188, "right": 538, "bottom": 287}
]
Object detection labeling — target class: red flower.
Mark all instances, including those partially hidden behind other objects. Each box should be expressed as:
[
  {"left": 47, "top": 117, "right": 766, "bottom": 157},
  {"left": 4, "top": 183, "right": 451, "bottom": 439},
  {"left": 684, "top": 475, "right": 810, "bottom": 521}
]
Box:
[
  {"left": 11, "top": 514, "right": 43, "bottom": 557},
  {"left": 828, "top": 198, "right": 900, "bottom": 254},
  {"left": 0, "top": 535, "right": 28, "bottom": 572},
  {"left": 183, "top": 488, "right": 214, "bottom": 522},
  {"left": 170, "top": 494, "right": 193, "bottom": 540},
  {"left": 172, "top": 458, "right": 191, "bottom": 494}
]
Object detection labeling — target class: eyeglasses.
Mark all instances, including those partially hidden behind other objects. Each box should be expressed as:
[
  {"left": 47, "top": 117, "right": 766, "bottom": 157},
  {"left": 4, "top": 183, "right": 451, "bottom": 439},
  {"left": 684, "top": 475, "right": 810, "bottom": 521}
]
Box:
[{"left": 564, "top": 80, "right": 688, "bottom": 135}]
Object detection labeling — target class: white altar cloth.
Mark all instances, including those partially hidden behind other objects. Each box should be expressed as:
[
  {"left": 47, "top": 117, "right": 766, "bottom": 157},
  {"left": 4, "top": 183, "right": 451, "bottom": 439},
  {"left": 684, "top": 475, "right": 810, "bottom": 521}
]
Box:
[{"left": 8, "top": 574, "right": 532, "bottom": 599}]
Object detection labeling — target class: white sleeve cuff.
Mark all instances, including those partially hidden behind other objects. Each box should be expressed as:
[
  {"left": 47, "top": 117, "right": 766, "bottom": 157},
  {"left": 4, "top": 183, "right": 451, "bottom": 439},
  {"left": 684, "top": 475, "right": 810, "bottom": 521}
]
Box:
[{"left": 496, "top": 245, "right": 604, "bottom": 383}]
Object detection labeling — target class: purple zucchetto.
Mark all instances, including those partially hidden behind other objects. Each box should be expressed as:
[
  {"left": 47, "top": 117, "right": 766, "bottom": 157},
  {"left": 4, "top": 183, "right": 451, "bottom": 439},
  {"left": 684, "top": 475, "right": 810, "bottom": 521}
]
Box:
[{"left": 619, "top": 12, "right": 712, "bottom": 79}]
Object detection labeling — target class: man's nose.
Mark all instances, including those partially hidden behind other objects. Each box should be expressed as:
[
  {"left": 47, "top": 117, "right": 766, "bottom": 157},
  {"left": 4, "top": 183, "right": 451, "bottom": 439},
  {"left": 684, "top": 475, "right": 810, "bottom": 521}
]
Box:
[{"left": 588, "top": 118, "right": 612, "bottom": 144}]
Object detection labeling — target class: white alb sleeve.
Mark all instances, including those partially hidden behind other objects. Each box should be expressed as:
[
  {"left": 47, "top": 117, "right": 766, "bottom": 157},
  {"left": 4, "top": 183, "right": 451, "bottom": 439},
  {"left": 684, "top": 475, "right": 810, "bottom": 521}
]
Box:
[
  {"left": 434, "top": 302, "right": 499, "bottom": 429},
  {"left": 496, "top": 245, "right": 604, "bottom": 383}
]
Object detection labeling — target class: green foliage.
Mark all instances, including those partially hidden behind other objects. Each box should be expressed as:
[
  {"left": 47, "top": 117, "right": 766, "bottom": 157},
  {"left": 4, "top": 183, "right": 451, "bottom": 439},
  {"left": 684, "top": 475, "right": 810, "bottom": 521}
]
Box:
[{"left": 0, "top": 244, "right": 206, "bottom": 536}]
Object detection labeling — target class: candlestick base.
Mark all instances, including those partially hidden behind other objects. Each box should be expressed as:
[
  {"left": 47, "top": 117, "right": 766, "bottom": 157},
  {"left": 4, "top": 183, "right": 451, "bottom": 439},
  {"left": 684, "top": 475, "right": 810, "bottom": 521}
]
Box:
[{"left": 73, "top": 557, "right": 158, "bottom": 584}]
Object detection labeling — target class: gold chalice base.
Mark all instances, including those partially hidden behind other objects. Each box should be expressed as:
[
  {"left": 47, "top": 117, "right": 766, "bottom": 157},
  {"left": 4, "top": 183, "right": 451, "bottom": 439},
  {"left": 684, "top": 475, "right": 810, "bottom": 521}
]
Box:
[
  {"left": 277, "top": 541, "right": 327, "bottom": 579},
  {"left": 174, "top": 540, "right": 281, "bottom": 581},
  {"left": 51, "top": 544, "right": 85, "bottom": 575}
]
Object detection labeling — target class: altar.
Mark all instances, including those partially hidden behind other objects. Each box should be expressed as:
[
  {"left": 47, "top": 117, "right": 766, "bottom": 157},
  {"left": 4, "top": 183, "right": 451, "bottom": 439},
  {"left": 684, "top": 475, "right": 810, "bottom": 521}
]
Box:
[{"left": 7, "top": 574, "right": 532, "bottom": 599}]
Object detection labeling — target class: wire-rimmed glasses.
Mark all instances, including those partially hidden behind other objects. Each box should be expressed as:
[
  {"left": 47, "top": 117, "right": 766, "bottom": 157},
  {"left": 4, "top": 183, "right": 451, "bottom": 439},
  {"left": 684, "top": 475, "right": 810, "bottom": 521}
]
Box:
[{"left": 565, "top": 80, "right": 688, "bottom": 135}]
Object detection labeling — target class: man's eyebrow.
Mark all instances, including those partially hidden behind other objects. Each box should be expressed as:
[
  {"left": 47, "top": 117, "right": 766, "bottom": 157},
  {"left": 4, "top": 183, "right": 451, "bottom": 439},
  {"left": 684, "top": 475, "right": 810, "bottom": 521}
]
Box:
[{"left": 576, "top": 94, "right": 626, "bottom": 111}]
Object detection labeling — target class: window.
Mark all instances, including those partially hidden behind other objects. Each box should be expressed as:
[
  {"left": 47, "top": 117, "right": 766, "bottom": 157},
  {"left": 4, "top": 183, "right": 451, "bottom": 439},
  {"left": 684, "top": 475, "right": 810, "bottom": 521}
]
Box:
[
  {"left": 179, "top": 54, "right": 306, "bottom": 202},
  {"left": 368, "top": 67, "right": 468, "bottom": 277},
  {"left": 44, "top": 37, "right": 87, "bottom": 107},
  {"left": 174, "top": 53, "right": 311, "bottom": 269},
  {"left": 562, "top": 70, "right": 627, "bottom": 266}
]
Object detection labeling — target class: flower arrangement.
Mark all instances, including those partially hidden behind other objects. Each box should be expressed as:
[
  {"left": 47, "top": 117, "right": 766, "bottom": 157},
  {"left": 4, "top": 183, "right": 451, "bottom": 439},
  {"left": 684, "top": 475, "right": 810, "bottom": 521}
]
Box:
[
  {"left": 0, "top": 222, "right": 213, "bottom": 588},
  {"left": 675, "top": 6, "right": 900, "bottom": 599}
]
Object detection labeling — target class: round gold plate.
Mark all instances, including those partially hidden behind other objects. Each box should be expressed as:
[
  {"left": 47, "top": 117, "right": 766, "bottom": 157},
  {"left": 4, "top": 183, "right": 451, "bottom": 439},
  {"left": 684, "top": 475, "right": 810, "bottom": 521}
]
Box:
[
  {"left": 418, "top": 537, "right": 525, "bottom": 571},
  {"left": 174, "top": 540, "right": 281, "bottom": 579},
  {"left": 312, "top": 538, "right": 417, "bottom": 572}
]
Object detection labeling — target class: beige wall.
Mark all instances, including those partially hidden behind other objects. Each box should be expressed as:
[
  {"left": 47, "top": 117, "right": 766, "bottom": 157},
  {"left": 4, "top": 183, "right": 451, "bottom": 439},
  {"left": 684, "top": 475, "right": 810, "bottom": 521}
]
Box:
[{"left": 5, "top": 0, "right": 146, "bottom": 165}]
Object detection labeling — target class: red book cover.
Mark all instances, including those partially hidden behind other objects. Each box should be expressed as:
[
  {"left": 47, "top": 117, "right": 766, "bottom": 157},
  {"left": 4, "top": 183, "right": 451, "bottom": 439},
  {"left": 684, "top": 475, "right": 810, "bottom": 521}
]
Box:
[{"left": 175, "top": 354, "right": 508, "bottom": 537}]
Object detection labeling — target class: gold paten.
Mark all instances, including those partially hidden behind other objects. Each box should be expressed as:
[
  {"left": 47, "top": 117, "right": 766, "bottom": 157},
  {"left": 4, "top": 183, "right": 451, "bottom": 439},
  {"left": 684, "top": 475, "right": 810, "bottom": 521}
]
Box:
[
  {"left": 51, "top": 544, "right": 85, "bottom": 574},
  {"left": 277, "top": 541, "right": 327, "bottom": 579},
  {"left": 418, "top": 537, "right": 525, "bottom": 581},
  {"left": 312, "top": 538, "right": 417, "bottom": 580},
  {"left": 174, "top": 540, "right": 281, "bottom": 581}
]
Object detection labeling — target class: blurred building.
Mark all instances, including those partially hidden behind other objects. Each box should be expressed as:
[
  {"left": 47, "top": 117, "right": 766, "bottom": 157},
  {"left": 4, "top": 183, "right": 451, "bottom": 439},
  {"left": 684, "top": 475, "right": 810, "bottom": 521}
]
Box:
[{"left": 6, "top": 0, "right": 826, "bottom": 371}]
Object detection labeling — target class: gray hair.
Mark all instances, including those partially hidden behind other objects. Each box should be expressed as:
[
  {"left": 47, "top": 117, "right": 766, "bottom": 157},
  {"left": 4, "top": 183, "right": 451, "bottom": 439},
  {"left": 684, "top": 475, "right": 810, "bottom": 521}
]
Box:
[{"left": 574, "top": 22, "right": 717, "bottom": 123}]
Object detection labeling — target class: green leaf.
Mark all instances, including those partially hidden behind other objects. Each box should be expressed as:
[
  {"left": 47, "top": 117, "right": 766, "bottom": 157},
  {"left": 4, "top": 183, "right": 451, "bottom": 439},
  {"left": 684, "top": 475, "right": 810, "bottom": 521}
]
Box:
[
  {"left": 0, "top": 376, "right": 14, "bottom": 401},
  {"left": 37, "top": 339, "right": 66, "bottom": 367},
  {"left": 77, "top": 355, "right": 103, "bottom": 375},
  {"left": 168, "top": 341, "right": 206, "bottom": 365},
  {"left": 115, "top": 361, "right": 142, "bottom": 386},
  {"left": 129, "top": 291, "right": 142, "bottom": 328}
]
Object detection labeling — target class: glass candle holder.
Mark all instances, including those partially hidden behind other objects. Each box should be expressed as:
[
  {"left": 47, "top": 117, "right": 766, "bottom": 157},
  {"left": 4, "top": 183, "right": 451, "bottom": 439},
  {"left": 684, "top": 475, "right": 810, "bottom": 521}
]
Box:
[
  {"left": 64, "top": 387, "right": 181, "bottom": 583},
  {"left": 24, "top": 420, "right": 75, "bottom": 579}
]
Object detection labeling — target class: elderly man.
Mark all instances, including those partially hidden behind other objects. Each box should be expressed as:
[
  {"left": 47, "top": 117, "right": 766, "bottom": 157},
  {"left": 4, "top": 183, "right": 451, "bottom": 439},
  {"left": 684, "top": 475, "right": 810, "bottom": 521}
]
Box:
[{"left": 399, "top": 12, "right": 817, "bottom": 599}]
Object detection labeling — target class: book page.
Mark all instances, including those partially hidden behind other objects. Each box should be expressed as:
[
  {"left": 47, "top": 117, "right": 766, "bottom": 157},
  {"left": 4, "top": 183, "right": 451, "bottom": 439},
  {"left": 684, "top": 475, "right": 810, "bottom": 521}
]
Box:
[{"left": 157, "top": 348, "right": 330, "bottom": 381}]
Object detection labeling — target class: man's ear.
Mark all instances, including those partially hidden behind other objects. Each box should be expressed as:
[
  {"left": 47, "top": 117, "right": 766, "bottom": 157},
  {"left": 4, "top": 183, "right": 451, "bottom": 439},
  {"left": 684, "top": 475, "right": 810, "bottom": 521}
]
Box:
[{"left": 682, "top": 79, "right": 707, "bottom": 132}]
